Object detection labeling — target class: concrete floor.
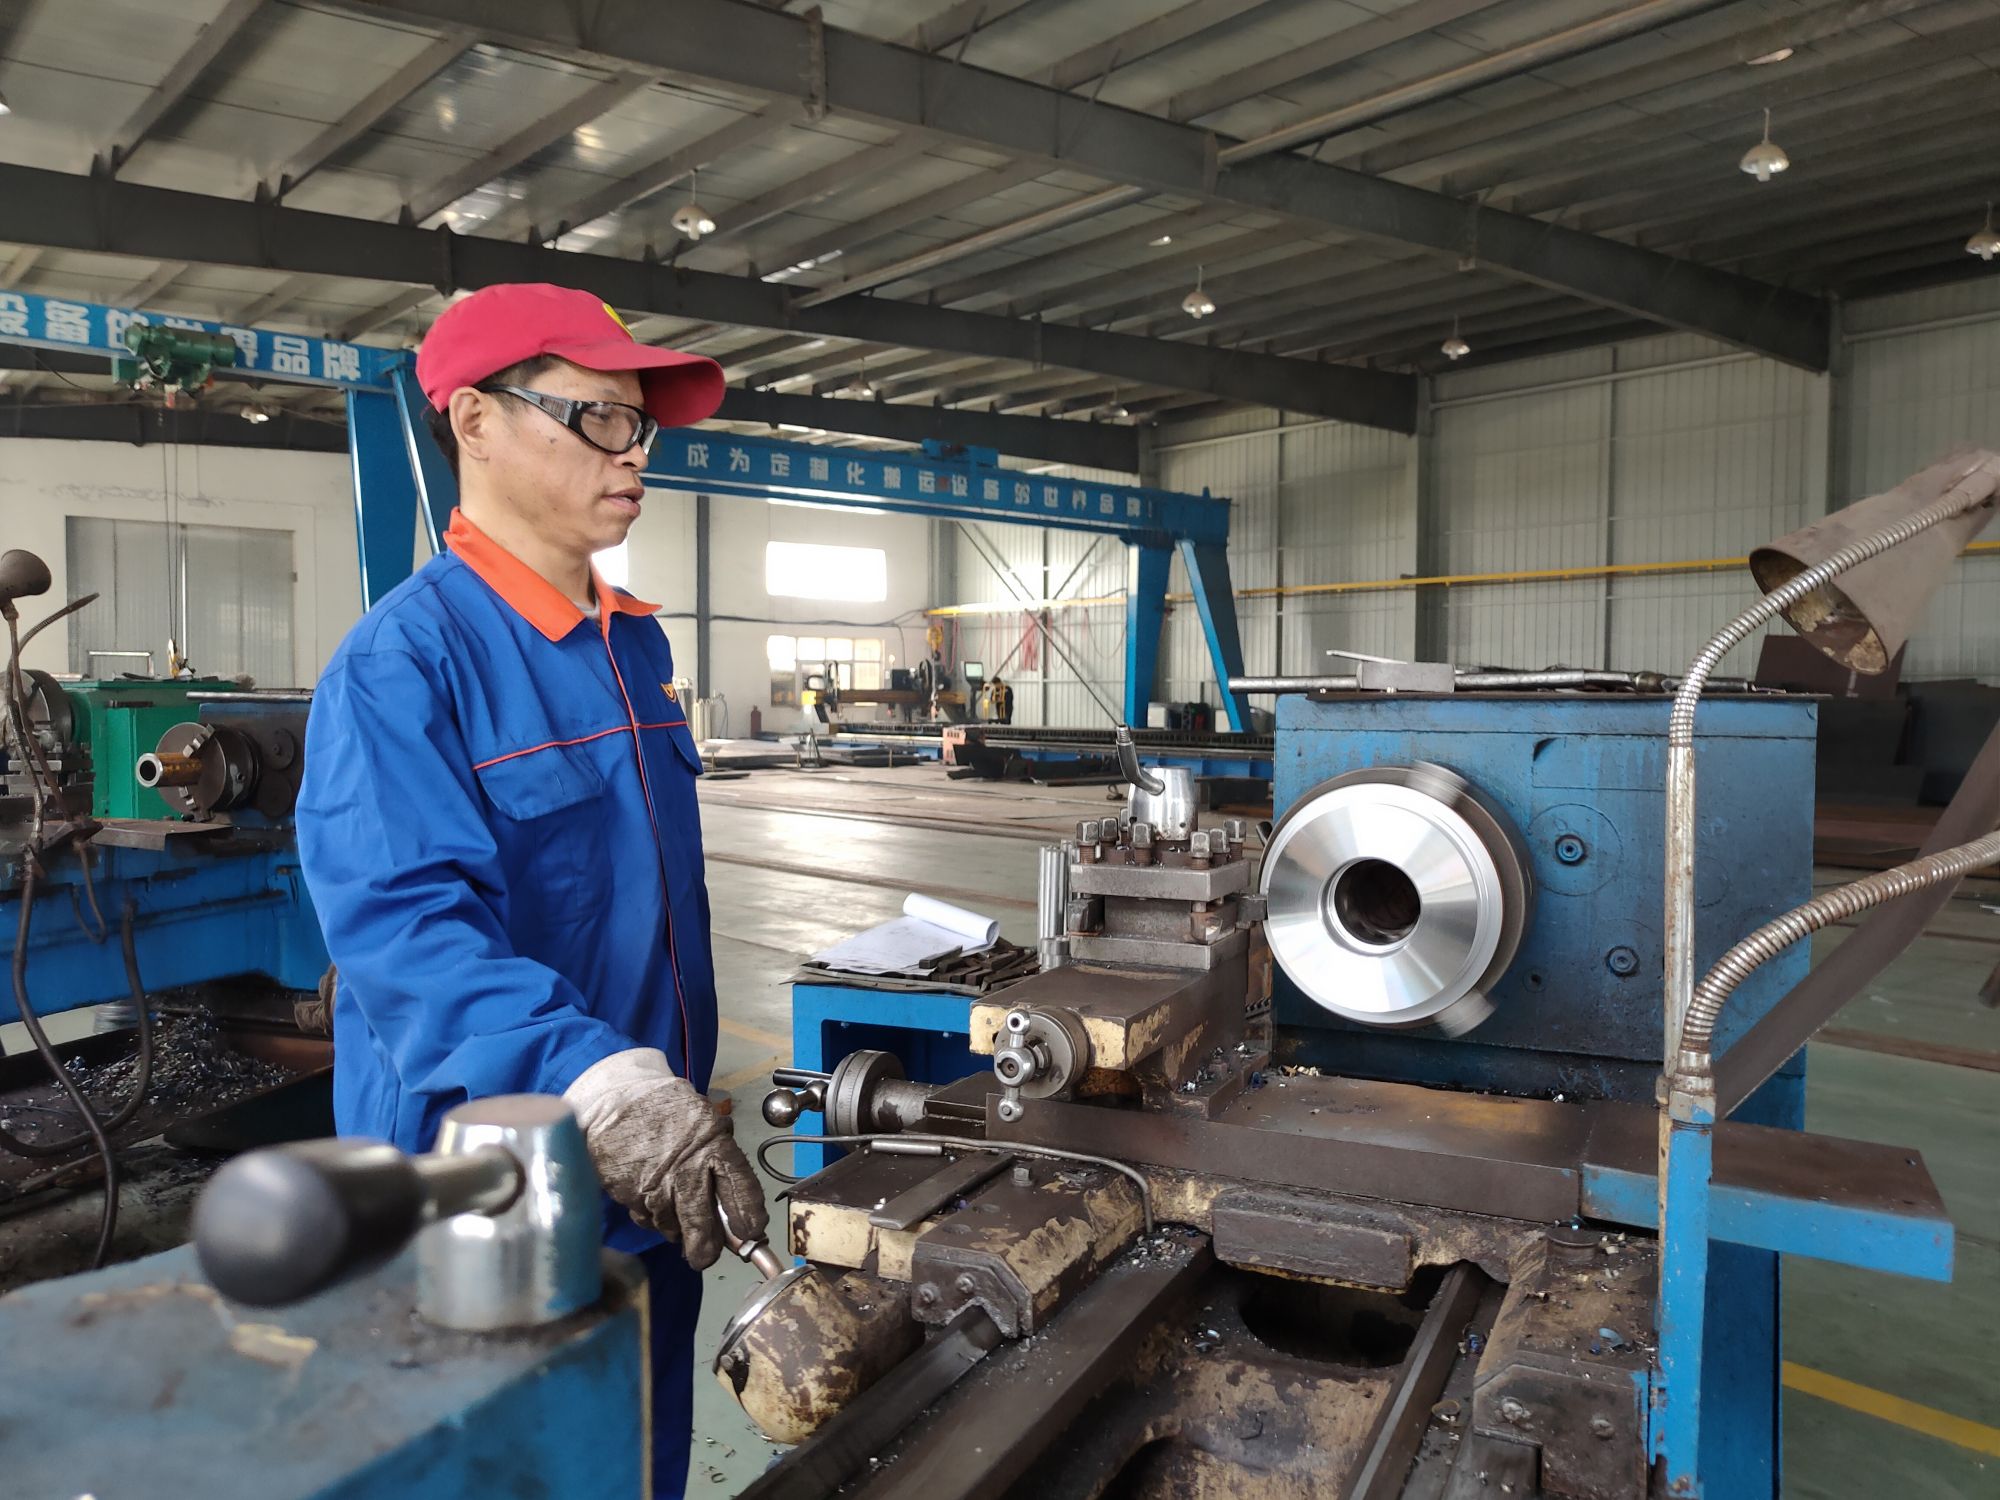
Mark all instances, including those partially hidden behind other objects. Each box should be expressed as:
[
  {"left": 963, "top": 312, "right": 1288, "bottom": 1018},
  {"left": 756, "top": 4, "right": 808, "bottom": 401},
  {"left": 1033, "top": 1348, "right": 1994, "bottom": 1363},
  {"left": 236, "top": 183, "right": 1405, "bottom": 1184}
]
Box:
[{"left": 686, "top": 762, "right": 1999, "bottom": 1497}]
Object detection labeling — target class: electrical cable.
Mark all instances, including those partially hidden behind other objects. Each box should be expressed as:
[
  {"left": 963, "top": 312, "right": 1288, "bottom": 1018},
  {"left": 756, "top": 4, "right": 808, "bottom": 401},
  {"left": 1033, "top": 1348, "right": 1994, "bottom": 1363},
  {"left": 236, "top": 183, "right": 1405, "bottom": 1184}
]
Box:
[
  {"left": 754, "top": 1131, "right": 1155, "bottom": 1232},
  {"left": 0, "top": 870, "right": 155, "bottom": 1268}
]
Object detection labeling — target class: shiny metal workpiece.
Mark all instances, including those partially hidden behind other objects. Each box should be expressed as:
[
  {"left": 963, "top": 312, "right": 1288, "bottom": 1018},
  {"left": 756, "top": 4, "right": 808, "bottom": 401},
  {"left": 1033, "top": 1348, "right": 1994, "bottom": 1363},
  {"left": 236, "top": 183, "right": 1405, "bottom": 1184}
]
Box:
[
  {"left": 1260, "top": 762, "right": 1530, "bottom": 1035},
  {"left": 416, "top": 1094, "right": 604, "bottom": 1331}
]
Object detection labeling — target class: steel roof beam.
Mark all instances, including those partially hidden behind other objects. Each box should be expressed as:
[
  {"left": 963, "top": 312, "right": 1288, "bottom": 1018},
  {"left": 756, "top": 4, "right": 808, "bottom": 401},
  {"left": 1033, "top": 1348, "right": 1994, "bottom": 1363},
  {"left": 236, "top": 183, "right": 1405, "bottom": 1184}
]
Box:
[
  {"left": 0, "top": 162, "right": 1416, "bottom": 428},
  {"left": 100, "top": 0, "right": 265, "bottom": 174},
  {"left": 271, "top": 30, "right": 471, "bottom": 199},
  {"left": 342, "top": 0, "right": 1827, "bottom": 368},
  {"left": 1039, "top": 0, "right": 1273, "bottom": 92},
  {"left": 712, "top": 386, "right": 1133, "bottom": 469}
]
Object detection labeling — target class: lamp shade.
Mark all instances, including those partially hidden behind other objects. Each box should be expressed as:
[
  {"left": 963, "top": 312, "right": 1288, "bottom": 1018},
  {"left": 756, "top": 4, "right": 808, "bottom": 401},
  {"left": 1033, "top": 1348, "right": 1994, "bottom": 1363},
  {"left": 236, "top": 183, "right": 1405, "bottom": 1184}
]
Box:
[{"left": 1748, "top": 445, "right": 2000, "bottom": 673}]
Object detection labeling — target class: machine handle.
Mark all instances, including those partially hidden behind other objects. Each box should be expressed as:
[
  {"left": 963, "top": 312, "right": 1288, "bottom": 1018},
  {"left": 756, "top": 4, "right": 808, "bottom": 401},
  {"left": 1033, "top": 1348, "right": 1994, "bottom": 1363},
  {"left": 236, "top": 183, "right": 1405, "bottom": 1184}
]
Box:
[
  {"left": 192, "top": 1139, "right": 521, "bottom": 1307},
  {"left": 719, "top": 1198, "right": 787, "bottom": 1280},
  {"left": 0, "top": 549, "right": 52, "bottom": 619}
]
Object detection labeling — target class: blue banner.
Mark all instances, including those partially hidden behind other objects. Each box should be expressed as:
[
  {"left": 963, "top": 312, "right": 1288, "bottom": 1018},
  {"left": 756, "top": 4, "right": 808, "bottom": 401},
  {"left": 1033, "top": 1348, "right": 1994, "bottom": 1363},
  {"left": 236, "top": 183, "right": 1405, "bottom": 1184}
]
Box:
[
  {"left": 0, "top": 290, "right": 400, "bottom": 389},
  {"left": 645, "top": 430, "right": 1227, "bottom": 544}
]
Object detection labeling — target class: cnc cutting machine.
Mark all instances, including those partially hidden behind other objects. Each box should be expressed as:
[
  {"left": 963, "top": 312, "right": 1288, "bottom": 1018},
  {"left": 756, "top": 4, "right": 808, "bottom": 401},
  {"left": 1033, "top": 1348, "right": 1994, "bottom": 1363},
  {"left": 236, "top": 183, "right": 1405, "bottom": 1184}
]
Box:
[{"left": 714, "top": 451, "right": 1998, "bottom": 1500}]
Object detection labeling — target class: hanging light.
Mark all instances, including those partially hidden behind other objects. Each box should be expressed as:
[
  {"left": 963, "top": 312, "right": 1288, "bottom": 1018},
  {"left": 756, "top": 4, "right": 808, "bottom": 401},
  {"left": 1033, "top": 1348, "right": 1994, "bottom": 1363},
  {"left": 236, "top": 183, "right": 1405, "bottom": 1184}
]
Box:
[
  {"left": 1148, "top": 233, "right": 1173, "bottom": 246},
  {"left": 1739, "top": 108, "right": 1790, "bottom": 183},
  {"left": 240, "top": 403, "right": 272, "bottom": 424},
  {"left": 1440, "top": 315, "right": 1470, "bottom": 361},
  {"left": 671, "top": 169, "right": 716, "bottom": 240},
  {"left": 1966, "top": 203, "right": 2000, "bottom": 262},
  {"left": 1182, "top": 265, "right": 1216, "bottom": 319},
  {"left": 0, "top": 90, "right": 12, "bottom": 117},
  {"left": 840, "top": 357, "right": 875, "bottom": 399},
  {"left": 1745, "top": 46, "right": 1793, "bottom": 66},
  {"left": 1103, "top": 392, "right": 1130, "bottom": 419}
]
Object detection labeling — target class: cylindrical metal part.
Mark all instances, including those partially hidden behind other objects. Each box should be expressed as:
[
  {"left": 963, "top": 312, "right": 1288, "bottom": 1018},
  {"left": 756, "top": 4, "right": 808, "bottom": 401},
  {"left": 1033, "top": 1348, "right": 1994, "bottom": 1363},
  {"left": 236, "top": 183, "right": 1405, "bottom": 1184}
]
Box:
[
  {"left": 410, "top": 1146, "right": 524, "bottom": 1220},
  {"left": 1037, "top": 840, "right": 1072, "bottom": 971},
  {"left": 135, "top": 750, "right": 200, "bottom": 788},
  {"left": 715, "top": 1268, "right": 922, "bottom": 1444},
  {"left": 417, "top": 1094, "right": 603, "bottom": 1331},
  {"left": 1129, "top": 765, "right": 1197, "bottom": 840},
  {"left": 1261, "top": 763, "right": 1532, "bottom": 1035}
]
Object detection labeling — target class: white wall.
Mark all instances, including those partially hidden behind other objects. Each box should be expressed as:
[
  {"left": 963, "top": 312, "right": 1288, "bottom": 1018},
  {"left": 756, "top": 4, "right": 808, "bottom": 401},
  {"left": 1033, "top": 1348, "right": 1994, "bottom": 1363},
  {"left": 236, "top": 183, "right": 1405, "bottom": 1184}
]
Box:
[
  {"left": 628, "top": 489, "right": 937, "bottom": 734},
  {"left": 0, "top": 438, "right": 361, "bottom": 688}
]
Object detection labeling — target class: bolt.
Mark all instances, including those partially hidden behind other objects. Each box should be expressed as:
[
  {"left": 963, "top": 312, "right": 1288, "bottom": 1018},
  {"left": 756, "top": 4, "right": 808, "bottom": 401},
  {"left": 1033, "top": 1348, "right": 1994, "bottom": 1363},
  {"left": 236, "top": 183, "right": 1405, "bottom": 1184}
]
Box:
[
  {"left": 1004, "top": 1009, "right": 1030, "bottom": 1035},
  {"left": 996, "top": 1097, "right": 1023, "bottom": 1124},
  {"left": 1011, "top": 1162, "right": 1032, "bottom": 1187},
  {"left": 1554, "top": 834, "right": 1587, "bottom": 864},
  {"left": 1590, "top": 1415, "right": 1616, "bottom": 1440},
  {"left": 1606, "top": 945, "right": 1640, "bottom": 977},
  {"left": 954, "top": 1274, "right": 977, "bottom": 1296},
  {"left": 1499, "top": 1397, "right": 1531, "bottom": 1426},
  {"left": 916, "top": 1284, "right": 938, "bottom": 1306},
  {"left": 1225, "top": 818, "right": 1246, "bottom": 845}
]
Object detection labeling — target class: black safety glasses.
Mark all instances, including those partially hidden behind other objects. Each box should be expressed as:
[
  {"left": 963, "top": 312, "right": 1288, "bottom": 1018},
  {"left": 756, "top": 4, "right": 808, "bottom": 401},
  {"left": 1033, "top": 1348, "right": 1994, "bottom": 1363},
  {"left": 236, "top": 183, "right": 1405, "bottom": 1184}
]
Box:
[{"left": 480, "top": 383, "right": 661, "bottom": 456}]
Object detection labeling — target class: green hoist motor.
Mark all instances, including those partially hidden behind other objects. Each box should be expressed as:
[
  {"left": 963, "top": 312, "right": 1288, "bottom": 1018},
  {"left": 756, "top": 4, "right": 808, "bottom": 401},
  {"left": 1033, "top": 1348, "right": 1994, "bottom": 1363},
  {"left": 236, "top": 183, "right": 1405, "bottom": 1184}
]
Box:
[{"left": 112, "top": 323, "right": 239, "bottom": 396}]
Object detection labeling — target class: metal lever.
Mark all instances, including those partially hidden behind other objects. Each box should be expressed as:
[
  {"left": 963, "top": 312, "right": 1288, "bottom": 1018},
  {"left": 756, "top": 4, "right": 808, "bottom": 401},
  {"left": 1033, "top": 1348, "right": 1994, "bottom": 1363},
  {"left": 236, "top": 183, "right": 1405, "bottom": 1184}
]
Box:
[
  {"left": 193, "top": 1136, "right": 522, "bottom": 1307},
  {"left": 0, "top": 549, "right": 52, "bottom": 622},
  {"left": 719, "top": 1198, "right": 787, "bottom": 1280},
  {"left": 1113, "top": 722, "right": 1165, "bottom": 795}
]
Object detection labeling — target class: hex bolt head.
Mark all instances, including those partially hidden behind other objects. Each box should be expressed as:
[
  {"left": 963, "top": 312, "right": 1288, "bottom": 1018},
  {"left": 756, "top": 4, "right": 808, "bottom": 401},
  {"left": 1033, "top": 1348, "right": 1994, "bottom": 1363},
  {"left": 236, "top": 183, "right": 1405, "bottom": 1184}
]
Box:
[
  {"left": 1606, "top": 945, "right": 1640, "bottom": 977},
  {"left": 1554, "top": 834, "right": 1588, "bottom": 865},
  {"left": 1081, "top": 818, "right": 1101, "bottom": 843},
  {"left": 1499, "top": 1397, "right": 1531, "bottom": 1426},
  {"left": 1011, "top": 1162, "right": 1032, "bottom": 1186},
  {"left": 916, "top": 1284, "right": 938, "bottom": 1306},
  {"left": 1590, "top": 1415, "right": 1616, "bottom": 1440},
  {"left": 954, "top": 1274, "right": 977, "bottom": 1296}
]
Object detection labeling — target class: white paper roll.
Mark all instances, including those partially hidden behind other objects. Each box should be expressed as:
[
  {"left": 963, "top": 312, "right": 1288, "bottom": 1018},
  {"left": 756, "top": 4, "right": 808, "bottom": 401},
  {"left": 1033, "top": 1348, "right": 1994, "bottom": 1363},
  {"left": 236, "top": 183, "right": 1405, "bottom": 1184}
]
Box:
[{"left": 902, "top": 891, "right": 999, "bottom": 948}]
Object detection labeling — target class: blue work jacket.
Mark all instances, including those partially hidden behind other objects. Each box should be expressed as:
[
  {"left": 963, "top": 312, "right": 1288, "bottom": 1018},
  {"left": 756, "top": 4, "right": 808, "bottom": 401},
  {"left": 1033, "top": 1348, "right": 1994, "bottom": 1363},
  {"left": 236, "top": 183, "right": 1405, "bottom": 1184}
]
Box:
[{"left": 297, "top": 510, "right": 716, "bottom": 1252}]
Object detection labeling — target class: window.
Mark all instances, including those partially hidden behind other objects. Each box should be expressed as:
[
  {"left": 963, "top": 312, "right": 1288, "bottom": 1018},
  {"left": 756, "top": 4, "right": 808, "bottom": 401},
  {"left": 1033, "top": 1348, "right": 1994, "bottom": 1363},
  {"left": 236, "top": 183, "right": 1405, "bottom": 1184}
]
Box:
[
  {"left": 765, "top": 541, "right": 887, "bottom": 602},
  {"left": 768, "top": 634, "right": 887, "bottom": 699},
  {"left": 66, "top": 518, "right": 295, "bottom": 686}
]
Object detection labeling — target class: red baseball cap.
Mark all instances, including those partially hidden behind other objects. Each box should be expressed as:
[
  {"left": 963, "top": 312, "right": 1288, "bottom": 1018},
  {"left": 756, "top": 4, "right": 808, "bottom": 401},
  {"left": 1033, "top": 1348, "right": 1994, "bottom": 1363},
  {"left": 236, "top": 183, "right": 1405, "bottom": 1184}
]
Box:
[{"left": 416, "top": 282, "right": 725, "bottom": 428}]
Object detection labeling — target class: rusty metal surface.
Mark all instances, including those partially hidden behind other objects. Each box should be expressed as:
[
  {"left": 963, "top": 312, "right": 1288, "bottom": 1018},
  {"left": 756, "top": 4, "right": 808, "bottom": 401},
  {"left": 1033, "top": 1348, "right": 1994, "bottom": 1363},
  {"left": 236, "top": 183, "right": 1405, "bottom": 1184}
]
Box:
[
  {"left": 908, "top": 1161, "right": 1144, "bottom": 1336},
  {"left": 992, "top": 1076, "right": 1590, "bottom": 1224},
  {"left": 1472, "top": 1229, "right": 1655, "bottom": 1500},
  {"left": 855, "top": 1236, "right": 1215, "bottom": 1500},
  {"left": 868, "top": 1153, "right": 1013, "bottom": 1231},
  {"left": 737, "top": 1303, "right": 1004, "bottom": 1500},
  {"left": 718, "top": 1267, "right": 919, "bottom": 1447},
  {"left": 1716, "top": 716, "right": 2000, "bottom": 1115},
  {"left": 1212, "top": 1188, "right": 1416, "bottom": 1290},
  {"left": 1346, "top": 1263, "right": 1492, "bottom": 1500}
]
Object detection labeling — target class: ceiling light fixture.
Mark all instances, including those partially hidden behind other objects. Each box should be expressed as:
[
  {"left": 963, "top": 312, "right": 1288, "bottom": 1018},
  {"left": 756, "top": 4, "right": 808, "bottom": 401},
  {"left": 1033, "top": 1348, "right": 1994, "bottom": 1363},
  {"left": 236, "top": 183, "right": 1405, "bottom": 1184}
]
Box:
[
  {"left": 1966, "top": 203, "right": 2000, "bottom": 262},
  {"left": 841, "top": 356, "right": 876, "bottom": 400},
  {"left": 1148, "top": 233, "right": 1173, "bottom": 246},
  {"left": 1746, "top": 46, "right": 1794, "bottom": 65},
  {"left": 1182, "top": 265, "right": 1216, "bottom": 319},
  {"left": 0, "top": 90, "right": 12, "bottom": 117},
  {"left": 1739, "top": 108, "right": 1790, "bottom": 183},
  {"left": 1441, "top": 315, "right": 1470, "bottom": 361},
  {"left": 671, "top": 169, "right": 717, "bottom": 240},
  {"left": 241, "top": 403, "right": 272, "bottom": 424}
]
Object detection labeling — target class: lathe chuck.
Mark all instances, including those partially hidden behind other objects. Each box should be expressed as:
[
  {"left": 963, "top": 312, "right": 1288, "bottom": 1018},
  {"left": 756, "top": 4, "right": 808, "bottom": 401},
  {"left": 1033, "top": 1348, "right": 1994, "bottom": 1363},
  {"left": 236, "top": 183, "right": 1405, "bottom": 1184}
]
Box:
[{"left": 1259, "top": 762, "right": 1531, "bottom": 1036}]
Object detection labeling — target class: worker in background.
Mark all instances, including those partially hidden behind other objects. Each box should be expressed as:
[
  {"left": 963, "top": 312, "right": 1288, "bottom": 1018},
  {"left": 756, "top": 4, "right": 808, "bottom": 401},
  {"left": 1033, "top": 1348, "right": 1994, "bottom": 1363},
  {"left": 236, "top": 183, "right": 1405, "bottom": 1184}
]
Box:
[
  {"left": 987, "top": 672, "right": 1015, "bottom": 724},
  {"left": 296, "top": 283, "right": 765, "bottom": 1498}
]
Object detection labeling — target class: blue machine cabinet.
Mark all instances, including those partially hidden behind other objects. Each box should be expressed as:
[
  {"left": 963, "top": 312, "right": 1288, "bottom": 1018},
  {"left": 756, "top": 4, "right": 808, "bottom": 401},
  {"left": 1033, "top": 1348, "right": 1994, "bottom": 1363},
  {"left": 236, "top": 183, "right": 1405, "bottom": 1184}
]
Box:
[
  {"left": 0, "top": 1243, "right": 647, "bottom": 1498},
  {"left": 788, "top": 983, "right": 986, "bottom": 1176},
  {"left": 1270, "top": 692, "right": 1819, "bottom": 1498}
]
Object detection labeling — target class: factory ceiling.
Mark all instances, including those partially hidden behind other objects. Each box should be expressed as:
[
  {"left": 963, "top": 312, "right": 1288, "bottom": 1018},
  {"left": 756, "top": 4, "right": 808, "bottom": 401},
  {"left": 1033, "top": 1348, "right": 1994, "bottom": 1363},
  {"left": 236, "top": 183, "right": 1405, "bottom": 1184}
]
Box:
[{"left": 0, "top": 0, "right": 1991, "bottom": 447}]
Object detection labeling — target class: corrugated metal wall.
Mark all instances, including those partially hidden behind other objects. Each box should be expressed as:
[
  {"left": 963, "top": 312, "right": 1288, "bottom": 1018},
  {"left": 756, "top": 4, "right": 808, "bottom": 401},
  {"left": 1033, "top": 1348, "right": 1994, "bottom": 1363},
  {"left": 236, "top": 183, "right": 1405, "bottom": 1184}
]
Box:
[
  {"left": 929, "top": 286, "right": 2000, "bottom": 726},
  {"left": 1842, "top": 280, "right": 2000, "bottom": 680}
]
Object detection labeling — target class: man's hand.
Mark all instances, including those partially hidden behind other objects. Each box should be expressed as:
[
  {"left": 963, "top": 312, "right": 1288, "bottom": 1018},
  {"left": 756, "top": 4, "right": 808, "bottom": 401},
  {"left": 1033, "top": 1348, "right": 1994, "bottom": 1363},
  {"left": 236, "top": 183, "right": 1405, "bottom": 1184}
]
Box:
[{"left": 563, "top": 1049, "right": 770, "bottom": 1270}]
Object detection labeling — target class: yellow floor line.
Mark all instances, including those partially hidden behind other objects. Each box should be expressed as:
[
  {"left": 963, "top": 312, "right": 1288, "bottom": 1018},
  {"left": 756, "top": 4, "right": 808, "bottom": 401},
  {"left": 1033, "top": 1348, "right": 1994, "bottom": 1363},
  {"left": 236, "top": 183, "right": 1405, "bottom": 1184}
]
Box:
[
  {"left": 712, "top": 1054, "right": 784, "bottom": 1093},
  {"left": 1783, "top": 1362, "right": 2000, "bottom": 1458},
  {"left": 718, "top": 1016, "right": 789, "bottom": 1051}
]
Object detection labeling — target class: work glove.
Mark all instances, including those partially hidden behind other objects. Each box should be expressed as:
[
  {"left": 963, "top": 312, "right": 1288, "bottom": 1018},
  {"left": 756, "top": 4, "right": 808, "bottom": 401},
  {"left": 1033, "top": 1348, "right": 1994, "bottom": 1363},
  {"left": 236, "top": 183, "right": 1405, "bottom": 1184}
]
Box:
[{"left": 563, "top": 1048, "right": 770, "bottom": 1271}]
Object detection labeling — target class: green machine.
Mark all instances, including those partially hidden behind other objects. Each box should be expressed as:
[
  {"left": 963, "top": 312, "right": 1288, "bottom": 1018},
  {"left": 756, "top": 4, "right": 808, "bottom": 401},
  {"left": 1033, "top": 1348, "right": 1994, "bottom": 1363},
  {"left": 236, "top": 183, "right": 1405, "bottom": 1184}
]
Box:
[{"left": 13, "top": 676, "right": 236, "bottom": 820}]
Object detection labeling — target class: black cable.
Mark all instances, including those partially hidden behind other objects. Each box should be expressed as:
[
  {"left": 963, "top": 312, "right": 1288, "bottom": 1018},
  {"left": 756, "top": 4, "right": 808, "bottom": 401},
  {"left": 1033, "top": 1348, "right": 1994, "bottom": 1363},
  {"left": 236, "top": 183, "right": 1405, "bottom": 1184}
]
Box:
[
  {"left": 0, "top": 865, "right": 121, "bottom": 1266},
  {"left": 70, "top": 842, "right": 109, "bottom": 944}
]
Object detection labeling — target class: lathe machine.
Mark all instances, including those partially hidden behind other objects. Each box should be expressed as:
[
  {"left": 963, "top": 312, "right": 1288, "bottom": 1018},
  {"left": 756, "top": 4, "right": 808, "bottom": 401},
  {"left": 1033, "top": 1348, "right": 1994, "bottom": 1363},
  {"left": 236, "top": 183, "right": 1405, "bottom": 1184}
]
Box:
[{"left": 716, "top": 450, "right": 1999, "bottom": 1500}]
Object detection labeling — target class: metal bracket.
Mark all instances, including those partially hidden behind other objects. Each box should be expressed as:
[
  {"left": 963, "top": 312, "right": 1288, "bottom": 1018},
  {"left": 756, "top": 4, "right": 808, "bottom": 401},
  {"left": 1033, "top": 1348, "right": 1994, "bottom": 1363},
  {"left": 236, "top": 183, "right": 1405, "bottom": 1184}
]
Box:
[{"left": 801, "top": 7, "right": 828, "bottom": 120}]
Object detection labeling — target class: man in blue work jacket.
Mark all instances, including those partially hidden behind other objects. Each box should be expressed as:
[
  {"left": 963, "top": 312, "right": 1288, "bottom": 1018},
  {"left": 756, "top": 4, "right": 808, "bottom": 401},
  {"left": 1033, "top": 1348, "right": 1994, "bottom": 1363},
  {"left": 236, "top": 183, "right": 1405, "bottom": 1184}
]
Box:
[{"left": 297, "top": 282, "right": 768, "bottom": 1496}]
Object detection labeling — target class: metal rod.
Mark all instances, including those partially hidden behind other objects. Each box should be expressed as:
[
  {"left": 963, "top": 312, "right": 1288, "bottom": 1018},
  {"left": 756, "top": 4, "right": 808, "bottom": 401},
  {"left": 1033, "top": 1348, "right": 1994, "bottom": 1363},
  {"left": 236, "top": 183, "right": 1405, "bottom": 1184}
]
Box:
[
  {"left": 412, "top": 1145, "right": 523, "bottom": 1221},
  {"left": 1228, "top": 669, "right": 1765, "bottom": 695},
  {"left": 1676, "top": 830, "right": 2000, "bottom": 1081},
  {"left": 1344, "top": 1263, "right": 1491, "bottom": 1500}
]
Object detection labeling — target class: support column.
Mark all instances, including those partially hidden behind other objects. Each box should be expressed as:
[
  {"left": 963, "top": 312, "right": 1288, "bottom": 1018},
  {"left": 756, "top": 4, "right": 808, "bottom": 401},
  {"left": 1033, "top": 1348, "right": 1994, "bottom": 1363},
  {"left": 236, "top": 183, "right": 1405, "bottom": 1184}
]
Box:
[
  {"left": 1177, "top": 539, "right": 1250, "bottom": 732},
  {"left": 1123, "top": 543, "right": 1172, "bottom": 726},
  {"left": 346, "top": 389, "right": 420, "bottom": 611},
  {"left": 695, "top": 492, "right": 711, "bottom": 699},
  {"left": 389, "top": 364, "right": 458, "bottom": 550}
]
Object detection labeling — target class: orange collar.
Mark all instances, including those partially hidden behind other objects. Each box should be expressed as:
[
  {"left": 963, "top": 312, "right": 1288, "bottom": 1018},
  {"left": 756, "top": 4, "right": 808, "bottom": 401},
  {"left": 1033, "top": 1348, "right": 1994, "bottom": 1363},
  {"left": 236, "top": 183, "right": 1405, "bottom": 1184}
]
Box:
[{"left": 445, "top": 510, "right": 660, "bottom": 642}]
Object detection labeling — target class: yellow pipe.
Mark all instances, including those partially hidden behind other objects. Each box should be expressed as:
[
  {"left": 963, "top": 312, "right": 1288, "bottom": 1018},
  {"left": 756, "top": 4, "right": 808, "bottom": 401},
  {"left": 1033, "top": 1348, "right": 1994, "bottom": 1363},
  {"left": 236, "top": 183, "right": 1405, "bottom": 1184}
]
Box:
[{"left": 925, "top": 540, "right": 2000, "bottom": 614}]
